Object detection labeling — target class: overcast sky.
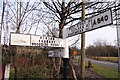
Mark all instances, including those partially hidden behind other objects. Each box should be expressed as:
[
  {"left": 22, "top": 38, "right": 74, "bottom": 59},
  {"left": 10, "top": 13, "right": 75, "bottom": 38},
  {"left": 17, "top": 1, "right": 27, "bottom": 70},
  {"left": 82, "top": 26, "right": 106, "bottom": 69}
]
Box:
[
  {"left": 0, "top": 0, "right": 119, "bottom": 48},
  {"left": 67, "top": 25, "right": 117, "bottom": 48},
  {"left": 85, "top": 26, "right": 117, "bottom": 46}
]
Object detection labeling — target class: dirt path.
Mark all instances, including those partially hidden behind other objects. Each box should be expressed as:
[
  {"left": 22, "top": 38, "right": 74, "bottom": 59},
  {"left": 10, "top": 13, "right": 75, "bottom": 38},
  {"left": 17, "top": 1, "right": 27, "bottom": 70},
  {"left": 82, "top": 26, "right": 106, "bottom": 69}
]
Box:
[{"left": 71, "top": 60, "right": 107, "bottom": 80}]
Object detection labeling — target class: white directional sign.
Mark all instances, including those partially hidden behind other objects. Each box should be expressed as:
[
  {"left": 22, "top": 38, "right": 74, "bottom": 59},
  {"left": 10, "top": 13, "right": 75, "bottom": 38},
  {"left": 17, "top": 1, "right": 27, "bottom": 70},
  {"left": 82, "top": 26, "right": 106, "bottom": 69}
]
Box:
[
  {"left": 10, "top": 33, "right": 65, "bottom": 47},
  {"left": 65, "top": 9, "right": 113, "bottom": 38},
  {"left": 48, "top": 49, "right": 64, "bottom": 57},
  {"left": 31, "top": 35, "right": 65, "bottom": 47},
  {"left": 10, "top": 33, "right": 30, "bottom": 46}
]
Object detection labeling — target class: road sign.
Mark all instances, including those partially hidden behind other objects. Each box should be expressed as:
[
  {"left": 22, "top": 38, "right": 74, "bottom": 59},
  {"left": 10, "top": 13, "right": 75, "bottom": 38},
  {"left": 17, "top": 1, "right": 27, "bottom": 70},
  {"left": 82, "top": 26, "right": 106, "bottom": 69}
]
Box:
[
  {"left": 48, "top": 49, "right": 64, "bottom": 57},
  {"left": 10, "top": 33, "right": 31, "bottom": 46},
  {"left": 65, "top": 9, "right": 113, "bottom": 38},
  {"left": 31, "top": 35, "right": 65, "bottom": 47},
  {"left": 10, "top": 33, "right": 65, "bottom": 47}
]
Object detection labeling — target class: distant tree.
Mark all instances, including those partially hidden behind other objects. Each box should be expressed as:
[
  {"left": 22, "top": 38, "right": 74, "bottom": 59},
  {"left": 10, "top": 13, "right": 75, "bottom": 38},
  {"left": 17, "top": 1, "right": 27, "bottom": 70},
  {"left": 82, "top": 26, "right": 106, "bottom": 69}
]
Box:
[{"left": 86, "top": 40, "right": 118, "bottom": 58}]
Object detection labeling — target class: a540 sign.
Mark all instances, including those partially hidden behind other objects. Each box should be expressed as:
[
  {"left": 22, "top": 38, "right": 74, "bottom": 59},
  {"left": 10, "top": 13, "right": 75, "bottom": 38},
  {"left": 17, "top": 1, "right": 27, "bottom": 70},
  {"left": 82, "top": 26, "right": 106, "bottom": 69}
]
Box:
[{"left": 65, "top": 9, "right": 113, "bottom": 38}]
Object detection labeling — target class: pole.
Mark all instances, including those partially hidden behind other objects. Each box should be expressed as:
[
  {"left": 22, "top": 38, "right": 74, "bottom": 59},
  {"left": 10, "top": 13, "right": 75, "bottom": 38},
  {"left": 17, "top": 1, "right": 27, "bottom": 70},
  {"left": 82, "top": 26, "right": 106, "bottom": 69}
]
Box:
[
  {"left": 116, "top": 21, "right": 120, "bottom": 80},
  {"left": 116, "top": 15, "right": 120, "bottom": 80},
  {"left": 115, "top": 1, "right": 120, "bottom": 79},
  {"left": 118, "top": 48, "right": 120, "bottom": 80},
  {"left": 80, "top": 0, "right": 85, "bottom": 80},
  {"left": 0, "top": 44, "right": 2, "bottom": 80},
  {"left": 0, "top": 1, "right": 5, "bottom": 79},
  {"left": 62, "top": 28, "right": 70, "bottom": 80}
]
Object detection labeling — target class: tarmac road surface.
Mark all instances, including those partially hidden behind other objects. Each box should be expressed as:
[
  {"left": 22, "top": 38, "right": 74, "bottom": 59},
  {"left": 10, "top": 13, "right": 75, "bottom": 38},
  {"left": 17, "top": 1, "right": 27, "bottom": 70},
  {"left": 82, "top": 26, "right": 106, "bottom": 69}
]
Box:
[{"left": 76, "top": 56, "right": 118, "bottom": 70}]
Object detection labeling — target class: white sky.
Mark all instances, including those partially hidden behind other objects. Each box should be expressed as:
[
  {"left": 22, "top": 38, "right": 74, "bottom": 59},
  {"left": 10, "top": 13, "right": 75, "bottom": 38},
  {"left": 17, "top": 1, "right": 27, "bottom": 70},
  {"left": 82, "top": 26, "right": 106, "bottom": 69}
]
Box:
[
  {"left": 85, "top": 26, "right": 117, "bottom": 46},
  {"left": 0, "top": 0, "right": 119, "bottom": 47},
  {"left": 67, "top": 25, "right": 117, "bottom": 48}
]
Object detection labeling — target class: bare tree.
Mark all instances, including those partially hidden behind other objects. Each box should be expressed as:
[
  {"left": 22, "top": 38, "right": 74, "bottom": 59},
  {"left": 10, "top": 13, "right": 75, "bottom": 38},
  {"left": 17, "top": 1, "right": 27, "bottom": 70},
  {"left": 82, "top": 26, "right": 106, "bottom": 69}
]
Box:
[
  {"left": 42, "top": 0, "right": 84, "bottom": 78},
  {"left": 0, "top": 0, "right": 6, "bottom": 43},
  {"left": 1, "top": 1, "right": 43, "bottom": 79}
]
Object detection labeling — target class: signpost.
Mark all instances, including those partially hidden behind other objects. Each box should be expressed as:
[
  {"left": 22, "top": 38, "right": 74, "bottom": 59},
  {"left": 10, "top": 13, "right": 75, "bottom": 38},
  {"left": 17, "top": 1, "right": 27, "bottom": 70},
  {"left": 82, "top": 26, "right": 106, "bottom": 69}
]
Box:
[
  {"left": 117, "top": 9, "right": 120, "bottom": 80},
  {"left": 9, "top": 8, "right": 114, "bottom": 80},
  {"left": 65, "top": 9, "right": 113, "bottom": 38},
  {"left": 48, "top": 49, "right": 64, "bottom": 57},
  {"left": 10, "top": 33, "right": 65, "bottom": 48},
  {"left": 31, "top": 35, "right": 65, "bottom": 47},
  {"left": 62, "top": 8, "right": 113, "bottom": 80},
  {"left": 10, "top": 33, "right": 68, "bottom": 58}
]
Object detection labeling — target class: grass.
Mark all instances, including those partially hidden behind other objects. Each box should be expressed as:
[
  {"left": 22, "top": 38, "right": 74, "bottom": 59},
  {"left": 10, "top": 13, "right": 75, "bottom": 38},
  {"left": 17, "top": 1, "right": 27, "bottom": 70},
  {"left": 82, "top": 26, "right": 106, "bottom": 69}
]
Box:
[
  {"left": 73, "top": 57, "right": 118, "bottom": 79},
  {"left": 91, "top": 57, "right": 118, "bottom": 63},
  {"left": 88, "top": 64, "right": 118, "bottom": 79}
]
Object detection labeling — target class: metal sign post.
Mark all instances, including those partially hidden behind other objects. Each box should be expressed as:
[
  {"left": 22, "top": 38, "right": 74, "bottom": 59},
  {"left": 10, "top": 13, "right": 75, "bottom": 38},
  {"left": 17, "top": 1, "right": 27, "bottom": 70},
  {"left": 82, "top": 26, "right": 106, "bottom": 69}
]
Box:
[
  {"left": 62, "top": 28, "right": 70, "bottom": 79},
  {"left": 116, "top": 9, "right": 120, "bottom": 80}
]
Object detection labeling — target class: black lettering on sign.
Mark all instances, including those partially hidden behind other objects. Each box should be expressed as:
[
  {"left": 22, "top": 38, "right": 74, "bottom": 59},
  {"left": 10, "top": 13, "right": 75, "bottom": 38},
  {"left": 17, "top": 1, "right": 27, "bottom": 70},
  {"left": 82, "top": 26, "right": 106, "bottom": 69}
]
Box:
[
  {"left": 32, "top": 43, "right": 34, "bottom": 45},
  {"left": 82, "top": 29, "right": 83, "bottom": 32},
  {"left": 101, "top": 16, "right": 104, "bottom": 22},
  {"left": 44, "top": 40, "right": 46, "bottom": 43},
  {"left": 93, "top": 14, "right": 109, "bottom": 27},
  {"left": 97, "top": 18, "right": 101, "bottom": 24},
  {"left": 104, "top": 15, "right": 108, "bottom": 21},
  {"left": 93, "top": 19, "right": 96, "bottom": 26}
]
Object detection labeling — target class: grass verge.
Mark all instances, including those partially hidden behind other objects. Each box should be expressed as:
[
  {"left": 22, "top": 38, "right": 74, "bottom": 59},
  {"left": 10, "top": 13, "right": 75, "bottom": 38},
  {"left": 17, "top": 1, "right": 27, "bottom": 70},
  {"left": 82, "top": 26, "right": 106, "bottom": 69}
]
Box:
[
  {"left": 89, "top": 64, "right": 118, "bottom": 79},
  {"left": 90, "top": 57, "right": 118, "bottom": 63},
  {"left": 73, "top": 57, "right": 118, "bottom": 79}
]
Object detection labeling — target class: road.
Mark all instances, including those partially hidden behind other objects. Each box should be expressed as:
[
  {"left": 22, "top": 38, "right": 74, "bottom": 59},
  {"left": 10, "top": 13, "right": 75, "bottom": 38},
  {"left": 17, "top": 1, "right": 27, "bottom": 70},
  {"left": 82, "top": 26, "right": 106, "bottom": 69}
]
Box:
[{"left": 76, "top": 57, "right": 118, "bottom": 70}]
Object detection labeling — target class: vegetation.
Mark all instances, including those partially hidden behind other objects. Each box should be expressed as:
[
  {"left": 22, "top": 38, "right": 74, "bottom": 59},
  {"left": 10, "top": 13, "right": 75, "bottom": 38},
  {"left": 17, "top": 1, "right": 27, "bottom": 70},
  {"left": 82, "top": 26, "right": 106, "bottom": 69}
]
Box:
[
  {"left": 10, "top": 65, "right": 51, "bottom": 79},
  {"left": 2, "top": 46, "right": 53, "bottom": 79},
  {"left": 86, "top": 40, "right": 118, "bottom": 59},
  {"left": 90, "top": 64, "right": 118, "bottom": 79},
  {"left": 90, "top": 57, "right": 118, "bottom": 63},
  {"left": 74, "top": 57, "right": 118, "bottom": 79},
  {"left": 1, "top": 0, "right": 119, "bottom": 79}
]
